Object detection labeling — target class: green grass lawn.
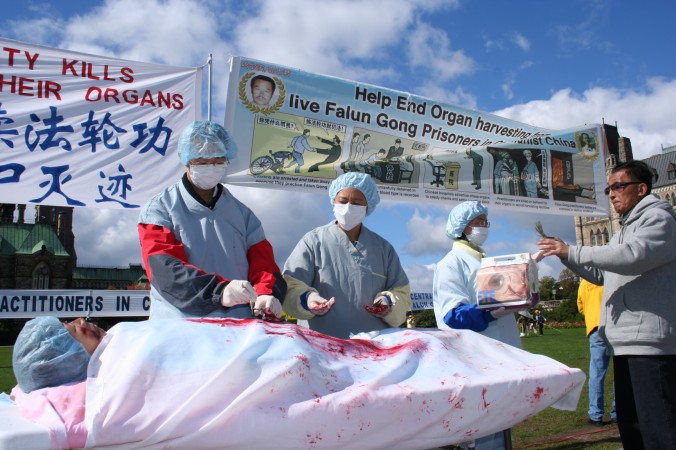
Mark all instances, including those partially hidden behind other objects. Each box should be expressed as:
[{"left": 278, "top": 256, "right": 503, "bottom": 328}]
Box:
[
  {"left": 0, "top": 346, "right": 15, "bottom": 394},
  {"left": 512, "top": 327, "right": 620, "bottom": 449},
  {"left": 0, "top": 327, "right": 619, "bottom": 449}
]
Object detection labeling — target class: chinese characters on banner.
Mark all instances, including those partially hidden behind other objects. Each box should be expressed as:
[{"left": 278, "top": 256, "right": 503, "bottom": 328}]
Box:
[
  {"left": 0, "top": 37, "right": 202, "bottom": 208},
  {"left": 224, "top": 56, "right": 609, "bottom": 218}
]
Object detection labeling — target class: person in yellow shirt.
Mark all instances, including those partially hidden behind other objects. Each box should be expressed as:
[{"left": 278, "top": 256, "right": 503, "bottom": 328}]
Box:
[{"left": 577, "top": 279, "right": 616, "bottom": 426}]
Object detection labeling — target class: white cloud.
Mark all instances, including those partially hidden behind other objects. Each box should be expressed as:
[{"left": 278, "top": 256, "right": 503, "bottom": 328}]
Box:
[
  {"left": 58, "top": 0, "right": 230, "bottom": 66},
  {"left": 6, "top": 17, "right": 66, "bottom": 45},
  {"left": 414, "top": 82, "right": 478, "bottom": 110},
  {"left": 404, "top": 209, "right": 451, "bottom": 256},
  {"left": 404, "top": 263, "right": 436, "bottom": 292},
  {"left": 512, "top": 31, "right": 531, "bottom": 52},
  {"left": 74, "top": 209, "right": 142, "bottom": 267},
  {"left": 494, "top": 78, "right": 676, "bottom": 158},
  {"left": 520, "top": 60, "right": 534, "bottom": 70},
  {"left": 235, "top": 0, "right": 418, "bottom": 78},
  {"left": 501, "top": 79, "right": 514, "bottom": 101},
  {"left": 231, "top": 0, "right": 468, "bottom": 86},
  {"left": 484, "top": 38, "right": 503, "bottom": 51},
  {"left": 406, "top": 23, "right": 476, "bottom": 81}
]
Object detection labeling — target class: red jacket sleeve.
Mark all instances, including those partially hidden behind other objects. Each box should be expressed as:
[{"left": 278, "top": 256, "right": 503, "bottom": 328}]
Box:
[{"left": 247, "top": 239, "right": 286, "bottom": 301}]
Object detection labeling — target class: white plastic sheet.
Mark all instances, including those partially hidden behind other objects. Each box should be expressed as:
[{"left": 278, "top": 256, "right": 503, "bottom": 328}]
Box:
[{"left": 83, "top": 319, "right": 584, "bottom": 449}]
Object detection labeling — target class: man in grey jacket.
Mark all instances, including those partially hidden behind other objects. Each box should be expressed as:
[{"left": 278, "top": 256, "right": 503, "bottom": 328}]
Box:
[{"left": 538, "top": 160, "right": 676, "bottom": 450}]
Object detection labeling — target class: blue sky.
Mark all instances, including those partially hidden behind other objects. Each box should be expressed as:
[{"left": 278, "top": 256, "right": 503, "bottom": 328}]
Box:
[{"left": 2, "top": 0, "right": 676, "bottom": 292}]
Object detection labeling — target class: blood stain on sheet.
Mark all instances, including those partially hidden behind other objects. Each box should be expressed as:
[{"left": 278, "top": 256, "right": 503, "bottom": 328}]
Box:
[
  {"left": 481, "top": 388, "right": 491, "bottom": 408},
  {"left": 533, "top": 386, "right": 544, "bottom": 399},
  {"left": 189, "top": 318, "right": 428, "bottom": 362},
  {"left": 527, "top": 386, "right": 545, "bottom": 405},
  {"left": 306, "top": 432, "right": 323, "bottom": 445},
  {"left": 419, "top": 398, "right": 433, "bottom": 414}
]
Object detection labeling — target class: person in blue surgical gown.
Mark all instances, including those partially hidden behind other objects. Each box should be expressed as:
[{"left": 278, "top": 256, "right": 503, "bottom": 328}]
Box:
[
  {"left": 433, "top": 200, "right": 521, "bottom": 450},
  {"left": 138, "top": 121, "right": 286, "bottom": 320},
  {"left": 282, "top": 172, "right": 411, "bottom": 338}
]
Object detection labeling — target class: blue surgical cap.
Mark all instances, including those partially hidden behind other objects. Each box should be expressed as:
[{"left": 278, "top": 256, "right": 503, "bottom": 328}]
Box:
[
  {"left": 178, "top": 121, "right": 237, "bottom": 166},
  {"left": 446, "top": 201, "right": 488, "bottom": 239},
  {"left": 12, "top": 316, "right": 90, "bottom": 393},
  {"left": 328, "top": 172, "right": 380, "bottom": 216}
]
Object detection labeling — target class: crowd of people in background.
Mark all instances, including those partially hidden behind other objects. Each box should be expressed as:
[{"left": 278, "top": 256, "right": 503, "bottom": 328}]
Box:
[{"left": 10, "top": 122, "right": 676, "bottom": 450}]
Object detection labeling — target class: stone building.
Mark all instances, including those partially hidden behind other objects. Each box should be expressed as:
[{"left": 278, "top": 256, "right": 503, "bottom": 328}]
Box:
[
  {"left": 0, "top": 204, "right": 147, "bottom": 289},
  {"left": 574, "top": 124, "right": 676, "bottom": 247}
]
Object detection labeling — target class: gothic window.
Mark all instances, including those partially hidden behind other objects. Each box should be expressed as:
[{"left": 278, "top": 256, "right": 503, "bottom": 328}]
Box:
[
  {"left": 32, "top": 262, "right": 50, "bottom": 289},
  {"left": 603, "top": 228, "right": 610, "bottom": 244},
  {"left": 590, "top": 230, "right": 596, "bottom": 246},
  {"left": 596, "top": 230, "right": 602, "bottom": 246}
]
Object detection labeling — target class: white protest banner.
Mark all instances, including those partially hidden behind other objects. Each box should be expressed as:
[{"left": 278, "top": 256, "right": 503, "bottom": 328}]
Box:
[
  {"left": 0, "top": 289, "right": 151, "bottom": 318},
  {"left": 0, "top": 289, "right": 437, "bottom": 318},
  {"left": 0, "top": 37, "right": 202, "bottom": 209},
  {"left": 225, "top": 56, "right": 608, "bottom": 217}
]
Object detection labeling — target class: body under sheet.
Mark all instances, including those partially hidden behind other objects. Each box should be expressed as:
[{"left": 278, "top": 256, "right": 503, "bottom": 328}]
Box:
[{"left": 13, "top": 318, "right": 585, "bottom": 449}]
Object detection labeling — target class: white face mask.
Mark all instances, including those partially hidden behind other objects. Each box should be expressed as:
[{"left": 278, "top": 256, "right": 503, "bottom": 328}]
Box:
[
  {"left": 333, "top": 203, "right": 367, "bottom": 231},
  {"left": 466, "top": 226, "right": 489, "bottom": 246},
  {"left": 189, "top": 164, "right": 227, "bottom": 190}
]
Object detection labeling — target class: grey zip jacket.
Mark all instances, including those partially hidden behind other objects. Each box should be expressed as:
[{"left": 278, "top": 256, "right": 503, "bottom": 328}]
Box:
[{"left": 563, "top": 194, "right": 676, "bottom": 356}]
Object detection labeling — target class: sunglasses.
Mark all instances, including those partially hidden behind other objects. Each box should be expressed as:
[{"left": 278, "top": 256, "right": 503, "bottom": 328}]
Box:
[{"left": 604, "top": 181, "right": 642, "bottom": 196}]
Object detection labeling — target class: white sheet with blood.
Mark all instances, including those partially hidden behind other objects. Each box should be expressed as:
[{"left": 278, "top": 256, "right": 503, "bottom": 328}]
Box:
[{"left": 84, "top": 318, "right": 584, "bottom": 449}]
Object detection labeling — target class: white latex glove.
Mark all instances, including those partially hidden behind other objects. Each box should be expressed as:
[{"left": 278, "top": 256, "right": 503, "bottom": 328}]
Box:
[
  {"left": 220, "top": 280, "right": 257, "bottom": 308},
  {"left": 306, "top": 291, "right": 335, "bottom": 316},
  {"left": 252, "top": 295, "right": 282, "bottom": 320},
  {"left": 490, "top": 306, "right": 513, "bottom": 320},
  {"left": 364, "top": 295, "right": 392, "bottom": 318}
]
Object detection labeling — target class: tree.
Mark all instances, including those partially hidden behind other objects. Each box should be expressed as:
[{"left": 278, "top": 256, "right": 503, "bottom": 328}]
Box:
[
  {"left": 545, "top": 298, "right": 584, "bottom": 322},
  {"left": 414, "top": 309, "right": 437, "bottom": 328},
  {"left": 539, "top": 276, "right": 556, "bottom": 301},
  {"left": 558, "top": 269, "right": 580, "bottom": 302}
]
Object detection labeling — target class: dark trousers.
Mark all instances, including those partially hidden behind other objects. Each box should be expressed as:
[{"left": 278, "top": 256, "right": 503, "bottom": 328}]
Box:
[{"left": 613, "top": 354, "right": 676, "bottom": 450}]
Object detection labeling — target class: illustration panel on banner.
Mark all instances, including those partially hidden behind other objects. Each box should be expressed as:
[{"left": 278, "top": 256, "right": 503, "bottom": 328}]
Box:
[
  {"left": 488, "top": 148, "right": 550, "bottom": 199},
  {"left": 339, "top": 129, "right": 425, "bottom": 186},
  {"left": 246, "top": 112, "right": 346, "bottom": 179}
]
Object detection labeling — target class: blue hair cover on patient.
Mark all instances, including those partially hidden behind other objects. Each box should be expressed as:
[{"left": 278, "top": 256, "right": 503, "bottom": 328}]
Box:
[{"left": 12, "top": 316, "right": 90, "bottom": 393}]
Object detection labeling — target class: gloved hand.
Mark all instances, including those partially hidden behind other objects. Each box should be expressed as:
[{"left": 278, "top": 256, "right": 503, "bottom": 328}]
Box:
[
  {"left": 306, "top": 291, "right": 335, "bottom": 316},
  {"left": 252, "top": 295, "right": 282, "bottom": 320},
  {"left": 364, "top": 295, "right": 392, "bottom": 317},
  {"left": 220, "top": 280, "right": 257, "bottom": 308},
  {"left": 490, "top": 306, "right": 513, "bottom": 320}
]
